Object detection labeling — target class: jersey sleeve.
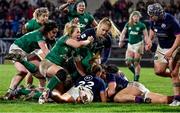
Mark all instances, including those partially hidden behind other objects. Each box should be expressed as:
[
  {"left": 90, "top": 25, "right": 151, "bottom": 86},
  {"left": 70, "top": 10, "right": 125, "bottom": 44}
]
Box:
[
  {"left": 87, "top": 12, "right": 95, "bottom": 25},
  {"left": 106, "top": 73, "right": 116, "bottom": 83},
  {"left": 171, "top": 18, "right": 180, "bottom": 35},
  {"left": 99, "top": 78, "right": 106, "bottom": 92},
  {"left": 36, "top": 32, "right": 45, "bottom": 42},
  {"left": 141, "top": 23, "right": 146, "bottom": 31},
  {"left": 80, "top": 28, "right": 95, "bottom": 40},
  {"left": 25, "top": 22, "right": 32, "bottom": 32}
]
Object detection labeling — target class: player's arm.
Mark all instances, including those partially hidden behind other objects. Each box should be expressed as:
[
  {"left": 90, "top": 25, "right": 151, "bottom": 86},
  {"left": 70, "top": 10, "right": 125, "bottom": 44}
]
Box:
[
  {"left": 38, "top": 41, "right": 49, "bottom": 59},
  {"left": 100, "top": 91, "right": 107, "bottom": 102},
  {"left": 165, "top": 18, "right": 180, "bottom": 59},
  {"left": 58, "top": 0, "right": 74, "bottom": 12},
  {"left": 74, "top": 55, "right": 86, "bottom": 76},
  {"left": 149, "top": 29, "right": 155, "bottom": 41},
  {"left": 66, "top": 36, "right": 93, "bottom": 48},
  {"left": 119, "top": 27, "right": 127, "bottom": 48},
  {"left": 165, "top": 34, "right": 180, "bottom": 59},
  {"left": 91, "top": 19, "right": 98, "bottom": 28},
  {"left": 107, "top": 81, "right": 116, "bottom": 98},
  {"left": 143, "top": 28, "right": 152, "bottom": 51}
]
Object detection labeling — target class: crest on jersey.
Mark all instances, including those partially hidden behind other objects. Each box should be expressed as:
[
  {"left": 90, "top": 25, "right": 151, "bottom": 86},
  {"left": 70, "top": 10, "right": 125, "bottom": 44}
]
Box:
[
  {"left": 84, "top": 75, "right": 93, "bottom": 81},
  {"left": 84, "top": 18, "right": 88, "bottom": 23},
  {"left": 161, "top": 23, "right": 166, "bottom": 29},
  {"left": 128, "top": 27, "right": 131, "bottom": 30},
  {"left": 136, "top": 27, "right": 140, "bottom": 31},
  {"left": 154, "top": 29, "right": 158, "bottom": 32}
]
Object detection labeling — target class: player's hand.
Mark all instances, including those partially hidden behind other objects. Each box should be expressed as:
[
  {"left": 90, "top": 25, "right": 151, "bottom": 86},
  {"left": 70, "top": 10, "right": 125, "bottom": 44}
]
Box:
[
  {"left": 164, "top": 49, "right": 173, "bottom": 60},
  {"left": 145, "top": 40, "right": 152, "bottom": 51},
  {"left": 119, "top": 41, "right": 125, "bottom": 48},
  {"left": 72, "top": 18, "right": 79, "bottom": 25},
  {"left": 87, "top": 36, "right": 94, "bottom": 42}
]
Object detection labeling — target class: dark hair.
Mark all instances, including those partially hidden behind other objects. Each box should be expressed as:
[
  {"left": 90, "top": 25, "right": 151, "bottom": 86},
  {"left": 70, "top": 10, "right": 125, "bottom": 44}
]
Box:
[
  {"left": 73, "top": 0, "right": 87, "bottom": 10},
  {"left": 91, "top": 64, "right": 102, "bottom": 75},
  {"left": 105, "top": 64, "right": 119, "bottom": 73},
  {"left": 41, "top": 20, "right": 58, "bottom": 35}
]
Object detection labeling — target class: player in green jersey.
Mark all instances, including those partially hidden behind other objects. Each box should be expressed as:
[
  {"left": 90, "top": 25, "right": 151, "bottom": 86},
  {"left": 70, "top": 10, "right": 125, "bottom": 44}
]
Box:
[
  {"left": 60, "top": 0, "right": 97, "bottom": 32},
  {"left": 21, "top": 7, "right": 50, "bottom": 89},
  {"left": 3, "top": 20, "right": 58, "bottom": 100},
  {"left": 38, "top": 23, "right": 93, "bottom": 104},
  {"left": 22, "top": 7, "right": 49, "bottom": 34},
  {"left": 119, "top": 11, "right": 151, "bottom": 81}
]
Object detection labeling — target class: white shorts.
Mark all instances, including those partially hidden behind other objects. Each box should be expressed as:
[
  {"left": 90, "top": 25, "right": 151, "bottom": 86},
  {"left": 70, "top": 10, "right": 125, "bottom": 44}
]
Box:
[
  {"left": 127, "top": 41, "right": 144, "bottom": 54},
  {"left": 128, "top": 81, "right": 150, "bottom": 95},
  {"left": 9, "top": 43, "right": 27, "bottom": 61},
  {"left": 66, "top": 86, "right": 80, "bottom": 101},
  {"left": 154, "top": 45, "right": 169, "bottom": 63},
  {"left": 32, "top": 49, "right": 43, "bottom": 60}
]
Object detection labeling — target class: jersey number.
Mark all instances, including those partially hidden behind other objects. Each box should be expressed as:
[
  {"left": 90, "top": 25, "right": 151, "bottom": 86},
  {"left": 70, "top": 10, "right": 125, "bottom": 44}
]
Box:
[{"left": 79, "top": 81, "right": 94, "bottom": 89}]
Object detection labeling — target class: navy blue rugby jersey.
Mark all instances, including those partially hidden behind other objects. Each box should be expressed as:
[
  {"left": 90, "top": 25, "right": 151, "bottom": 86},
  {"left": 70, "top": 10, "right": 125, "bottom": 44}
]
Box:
[
  {"left": 80, "top": 28, "right": 112, "bottom": 53},
  {"left": 106, "top": 73, "right": 129, "bottom": 92},
  {"left": 74, "top": 75, "right": 106, "bottom": 101},
  {"left": 150, "top": 13, "right": 180, "bottom": 49}
]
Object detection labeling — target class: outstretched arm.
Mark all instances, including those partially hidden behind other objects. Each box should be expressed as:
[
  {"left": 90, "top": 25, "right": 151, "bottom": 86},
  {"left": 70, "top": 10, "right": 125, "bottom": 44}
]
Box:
[{"left": 119, "top": 27, "right": 127, "bottom": 48}]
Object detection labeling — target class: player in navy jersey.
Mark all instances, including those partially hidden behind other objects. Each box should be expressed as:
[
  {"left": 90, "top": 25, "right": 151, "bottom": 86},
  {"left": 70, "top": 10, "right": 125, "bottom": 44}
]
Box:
[
  {"left": 80, "top": 17, "right": 121, "bottom": 64},
  {"left": 147, "top": 3, "right": 180, "bottom": 106},
  {"left": 39, "top": 64, "right": 106, "bottom": 104},
  {"left": 101, "top": 64, "right": 177, "bottom": 104}
]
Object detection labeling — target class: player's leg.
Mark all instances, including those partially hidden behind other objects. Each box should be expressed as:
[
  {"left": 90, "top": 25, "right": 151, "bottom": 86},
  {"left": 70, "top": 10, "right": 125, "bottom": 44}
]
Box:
[
  {"left": 113, "top": 84, "right": 143, "bottom": 103},
  {"left": 4, "top": 62, "right": 28, "bottom": 100},
  {"left": 39, "top": 60, "right": 68, "bottom": 103},
  {"left": 134, "top": 53, "right": 141, "bottom": 81},
  {"left": 169, "top": 48, "right": 180, "bottom": 106},
  {"left": 154, "top": 46, "right": 171, "bottom": 77},
  {"left": 133, "top": 41, "right": 144, "bottom": 81},
  {"left": 125, "top": 49, "right": 135, "bottom": 76}
]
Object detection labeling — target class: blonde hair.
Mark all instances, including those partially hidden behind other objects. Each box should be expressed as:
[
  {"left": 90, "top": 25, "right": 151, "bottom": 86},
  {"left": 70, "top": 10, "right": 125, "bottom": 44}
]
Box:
[
  {"left": 97, "top": 17, "right": 121, "bottom": 38},
  {"left": 128, "top": 11, "right": 142, "bottom": 26},
  {"left": 33, "top": 7, "right": 49, "bottom": 20},
  {"left": 63, "top": 22, "right": 79, "bottom": 36}
]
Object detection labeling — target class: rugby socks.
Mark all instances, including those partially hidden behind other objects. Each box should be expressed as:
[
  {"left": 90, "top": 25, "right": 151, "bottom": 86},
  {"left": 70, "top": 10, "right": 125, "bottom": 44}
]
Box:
[
  {"left": 134, "top": 75, "right": 140, "bottom": 81},
  {"left": 32, "top": 91, "right": 42, "bottom": 99},
  {"left": 46, "top": 76, "right": 61, "bottom": 91},
  {"left": 20, "top": 60, "right": 37, "bottom": 73},
  {"left": 135, "top": 96, "right": 144, "bottom": 103},
  {"left": 128, "top": 64, "right": 135, "bottom": 75},
  {"left": 18, "top": 88, "right": 31, "bottom": 95}
]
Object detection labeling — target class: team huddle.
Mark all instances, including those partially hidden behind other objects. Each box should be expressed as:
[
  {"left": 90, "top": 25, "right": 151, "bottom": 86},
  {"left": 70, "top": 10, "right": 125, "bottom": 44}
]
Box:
[{"left": 1, "top": 0, "right": 180, "bottom": 106}]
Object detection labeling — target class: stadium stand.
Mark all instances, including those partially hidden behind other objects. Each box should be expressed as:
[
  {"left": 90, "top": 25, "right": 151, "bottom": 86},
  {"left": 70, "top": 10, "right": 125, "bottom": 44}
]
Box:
[{"left": 0, "top": 0, "right": 179, "bottom": 65}]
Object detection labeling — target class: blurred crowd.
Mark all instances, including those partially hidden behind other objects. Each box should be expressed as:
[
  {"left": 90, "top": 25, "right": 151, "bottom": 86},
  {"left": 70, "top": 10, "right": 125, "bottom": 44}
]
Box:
[
  {"left": 94, "top": 0, "right": 180, "bottom": 31},
  {"left": 0, "top": 0, "right": 179, "bottom": 38}
]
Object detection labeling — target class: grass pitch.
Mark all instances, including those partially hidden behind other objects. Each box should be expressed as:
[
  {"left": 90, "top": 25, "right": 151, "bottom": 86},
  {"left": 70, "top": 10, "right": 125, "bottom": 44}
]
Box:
[{"left": 0, "top": 64, "right": 180, "bottom": 113}]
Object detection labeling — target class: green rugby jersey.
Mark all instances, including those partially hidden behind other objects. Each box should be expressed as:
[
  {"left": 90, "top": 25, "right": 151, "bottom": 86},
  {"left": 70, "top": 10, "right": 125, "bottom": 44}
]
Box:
[
  {"left": 25, "top": 18, "right": 42, "bottom": 32},
  {"left": 45, "top": 35, "right": 74, "bottom": 66},
  {"left": 14, "top": 30, "right": 44, "bottom": 53},
  {"left": 125, "top": 22, "right": 146, "bottom": 44}
]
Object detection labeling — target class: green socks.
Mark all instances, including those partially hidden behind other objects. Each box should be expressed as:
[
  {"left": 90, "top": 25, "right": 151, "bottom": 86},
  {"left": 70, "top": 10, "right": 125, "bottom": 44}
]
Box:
[
  {"left": 134, "top": 75, "right": 140, "bottom": 81},
  {"left": 128, "top": 64, "right": 135, "bottom": 75},
  {"left": 46, "top": 76, "right": 62, "bottom": 91},
  {"left": 20, "top": 60, "right": 37, "bottom": 73}
]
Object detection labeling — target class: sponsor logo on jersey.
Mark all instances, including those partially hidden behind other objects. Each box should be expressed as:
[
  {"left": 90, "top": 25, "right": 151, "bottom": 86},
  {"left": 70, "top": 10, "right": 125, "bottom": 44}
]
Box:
[
  {"left": 81, "top": 33, "right": 86, "bottom": 39},
  {"left": 84, "top": 18, "right": 88, "bottom": 23},
  {"left": 161, "top": 23, "right": 166, "bottom": 29},
  {"left": 84, "top": 75, "right": 93, "bottom": 81},
  {"left": 154, "top": 29, "right": 158, "bottom": 32},
  {"left": 136, "top": 27, "right": 140, "bottom": 31},
  {"left": 130, "top": 31, "right": 138, "bottom": 35}
]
